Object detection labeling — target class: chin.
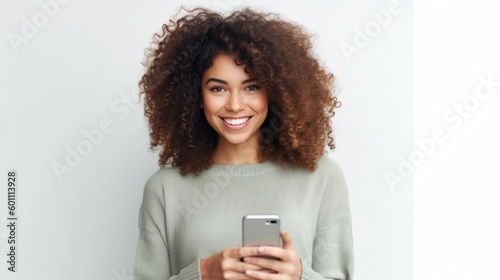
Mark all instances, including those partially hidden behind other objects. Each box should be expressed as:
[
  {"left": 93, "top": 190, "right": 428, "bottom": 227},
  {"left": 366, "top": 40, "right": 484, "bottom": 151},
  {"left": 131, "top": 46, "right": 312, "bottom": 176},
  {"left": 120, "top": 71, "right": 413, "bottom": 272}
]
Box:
[
  {"left": 223, "top": 137, "right": 252, "bottom": 145},
  {"left": 219, "top": 133, "right": 258, "bottom": 146}
]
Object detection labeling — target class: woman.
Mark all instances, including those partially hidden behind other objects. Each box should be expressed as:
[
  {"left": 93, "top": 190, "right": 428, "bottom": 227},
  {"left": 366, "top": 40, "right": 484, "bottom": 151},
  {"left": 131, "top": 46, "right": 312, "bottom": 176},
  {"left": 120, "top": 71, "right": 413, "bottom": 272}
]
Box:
[{"left": 134, "top": 7, "right": 354, "bottom": 280}]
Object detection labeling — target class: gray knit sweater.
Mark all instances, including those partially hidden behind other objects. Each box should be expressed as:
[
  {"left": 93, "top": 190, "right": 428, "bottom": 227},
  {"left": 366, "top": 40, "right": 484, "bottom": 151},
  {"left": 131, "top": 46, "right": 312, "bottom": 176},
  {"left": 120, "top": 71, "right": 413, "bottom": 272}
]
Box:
[{"left": 134, "top": 157, "right": 354, "bottom": 280}]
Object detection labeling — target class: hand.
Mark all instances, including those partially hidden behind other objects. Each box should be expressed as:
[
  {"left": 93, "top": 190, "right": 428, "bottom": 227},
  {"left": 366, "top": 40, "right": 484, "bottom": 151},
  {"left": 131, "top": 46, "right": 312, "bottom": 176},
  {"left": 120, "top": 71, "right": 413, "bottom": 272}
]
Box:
[
  {"left": 242, "top": 230, "right": 302, "bottom": 280},
  {"left": 200, "top": 247, "right": 274, "bottom": 280}
]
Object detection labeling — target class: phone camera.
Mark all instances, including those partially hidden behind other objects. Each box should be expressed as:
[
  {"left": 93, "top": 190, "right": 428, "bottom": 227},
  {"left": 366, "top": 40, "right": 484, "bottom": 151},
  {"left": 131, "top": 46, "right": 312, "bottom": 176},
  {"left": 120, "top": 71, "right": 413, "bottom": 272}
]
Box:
[{"left": 271, "top": 220, "right": 277, "bottom": 224}]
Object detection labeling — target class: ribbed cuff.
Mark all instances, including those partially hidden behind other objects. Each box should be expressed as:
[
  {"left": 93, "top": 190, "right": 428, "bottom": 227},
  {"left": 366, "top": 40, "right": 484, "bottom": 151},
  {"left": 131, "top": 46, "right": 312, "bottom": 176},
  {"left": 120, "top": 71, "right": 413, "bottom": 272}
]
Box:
[
  {"left": 300, "top": 261, "right": 316, "bottom": 280},
  {"left": 300, "top": 258, "right": 319, "bottom": 280},
  {"left": 177, "top": 259, "right": 201, "bottom": 280}
]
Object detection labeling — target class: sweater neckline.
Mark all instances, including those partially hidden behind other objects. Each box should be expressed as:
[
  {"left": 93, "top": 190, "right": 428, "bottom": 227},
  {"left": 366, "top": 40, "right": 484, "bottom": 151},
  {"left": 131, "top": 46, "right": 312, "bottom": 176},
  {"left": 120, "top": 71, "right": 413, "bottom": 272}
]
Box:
[{"left": 205, "top": 160, "right": 280, "bottom": 176}]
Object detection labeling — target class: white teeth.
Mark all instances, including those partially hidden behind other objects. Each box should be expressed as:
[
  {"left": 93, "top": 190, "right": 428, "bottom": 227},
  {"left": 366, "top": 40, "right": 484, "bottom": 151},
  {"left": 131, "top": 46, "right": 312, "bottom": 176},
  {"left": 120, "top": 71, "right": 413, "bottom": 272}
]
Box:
[{"left": 223, "top": 117, "right": 250, "bottom": 125}]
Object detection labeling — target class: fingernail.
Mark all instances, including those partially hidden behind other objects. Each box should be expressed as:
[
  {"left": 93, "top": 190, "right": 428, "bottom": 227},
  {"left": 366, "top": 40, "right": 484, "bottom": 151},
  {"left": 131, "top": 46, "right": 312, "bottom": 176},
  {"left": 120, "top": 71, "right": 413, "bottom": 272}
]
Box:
[
  {"left": 258, "top": 246, "right": 265, "bottom": 253},
  {"left": 243, "top": 257, "right": 252, "bottom": 262},
  {"left": 246, "top": 270, "right": 253, "bottom": 275}
]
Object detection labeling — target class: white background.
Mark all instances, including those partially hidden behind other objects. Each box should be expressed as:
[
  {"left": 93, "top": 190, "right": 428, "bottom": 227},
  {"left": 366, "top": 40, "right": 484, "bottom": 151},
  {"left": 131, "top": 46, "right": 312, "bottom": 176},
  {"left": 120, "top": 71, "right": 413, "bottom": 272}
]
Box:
[
  {"left": 414, "top": 1, "right": 500, "bottom": 280},
  {"left": 1, "top": 0, "right": 496, "bottom": 279}
]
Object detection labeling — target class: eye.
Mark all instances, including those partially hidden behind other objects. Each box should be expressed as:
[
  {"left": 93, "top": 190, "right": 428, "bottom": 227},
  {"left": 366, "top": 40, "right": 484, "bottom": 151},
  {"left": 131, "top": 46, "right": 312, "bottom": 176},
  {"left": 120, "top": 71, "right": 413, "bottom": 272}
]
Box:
[
  {"left": 210, "top": 86, "right": 226, "bottom": 93},
  {"left": 246, "top": 84, "right": 261, "bottom": 91}
]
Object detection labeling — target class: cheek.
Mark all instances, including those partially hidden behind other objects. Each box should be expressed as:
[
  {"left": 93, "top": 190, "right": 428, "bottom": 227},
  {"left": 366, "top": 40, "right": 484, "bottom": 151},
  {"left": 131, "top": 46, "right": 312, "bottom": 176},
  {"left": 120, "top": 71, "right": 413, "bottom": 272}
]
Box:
[
  {"left": 250, "top": 94, "right": 268, "bottom": 114},
  {"left": 202, "top": 94, "right": 223, "bottom": 115}
]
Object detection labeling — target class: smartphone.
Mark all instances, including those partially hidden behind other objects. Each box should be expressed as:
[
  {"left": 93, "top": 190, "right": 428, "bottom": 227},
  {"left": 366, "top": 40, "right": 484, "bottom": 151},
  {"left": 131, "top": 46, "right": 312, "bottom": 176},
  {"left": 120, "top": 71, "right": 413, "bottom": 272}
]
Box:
[{"left": 242, "top": 215, "right": 281, "bottom": 259}]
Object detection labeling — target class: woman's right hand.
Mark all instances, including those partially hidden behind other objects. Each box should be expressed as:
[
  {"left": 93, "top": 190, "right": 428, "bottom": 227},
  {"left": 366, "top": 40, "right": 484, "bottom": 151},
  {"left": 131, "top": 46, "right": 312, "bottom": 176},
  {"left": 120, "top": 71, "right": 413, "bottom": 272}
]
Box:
[{"left": 200, "top": 247, "right": 276, "bottom": 280}]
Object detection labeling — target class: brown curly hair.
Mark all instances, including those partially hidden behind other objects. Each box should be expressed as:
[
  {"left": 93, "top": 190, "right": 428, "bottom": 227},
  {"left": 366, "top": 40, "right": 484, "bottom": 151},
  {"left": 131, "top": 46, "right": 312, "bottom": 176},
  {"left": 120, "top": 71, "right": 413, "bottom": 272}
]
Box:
[{"left": 139, "top": 7, "right": 341, "bottom": 175}]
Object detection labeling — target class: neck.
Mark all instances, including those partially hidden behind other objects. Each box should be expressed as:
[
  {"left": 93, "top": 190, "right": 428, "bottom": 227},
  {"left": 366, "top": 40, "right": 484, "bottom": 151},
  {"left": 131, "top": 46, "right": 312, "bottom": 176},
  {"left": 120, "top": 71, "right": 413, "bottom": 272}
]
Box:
[{"left": 212, "top": 137, "right": 260, "bottom": 165}]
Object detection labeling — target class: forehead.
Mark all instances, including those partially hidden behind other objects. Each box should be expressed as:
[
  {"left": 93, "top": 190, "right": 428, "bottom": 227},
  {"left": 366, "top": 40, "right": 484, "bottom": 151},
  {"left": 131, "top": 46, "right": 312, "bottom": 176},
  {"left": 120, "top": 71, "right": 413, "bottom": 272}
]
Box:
[{"left": 202, "top": 54, "right": 250, "bottom": 82}]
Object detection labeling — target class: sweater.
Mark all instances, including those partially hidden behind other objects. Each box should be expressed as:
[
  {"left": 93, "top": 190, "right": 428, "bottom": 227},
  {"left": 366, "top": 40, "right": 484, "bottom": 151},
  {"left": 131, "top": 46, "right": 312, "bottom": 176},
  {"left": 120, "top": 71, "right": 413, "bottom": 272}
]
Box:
[{"left": 134, "top": 156, "right": 354, "bottom": 280}]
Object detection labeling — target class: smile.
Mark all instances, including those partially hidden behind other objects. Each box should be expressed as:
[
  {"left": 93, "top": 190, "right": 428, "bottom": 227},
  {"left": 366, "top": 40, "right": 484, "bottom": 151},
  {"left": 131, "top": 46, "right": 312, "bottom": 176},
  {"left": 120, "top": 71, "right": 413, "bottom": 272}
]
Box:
[{"left": 222, "top": 117, "right": 250, "bottom": 126}]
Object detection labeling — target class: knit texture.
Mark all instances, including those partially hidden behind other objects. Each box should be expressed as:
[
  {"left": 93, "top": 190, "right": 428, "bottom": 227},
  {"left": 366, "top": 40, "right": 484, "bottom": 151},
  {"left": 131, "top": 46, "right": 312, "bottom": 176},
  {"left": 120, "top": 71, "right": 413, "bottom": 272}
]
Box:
[{"left": 134, "top": 156, "right": 354, "bottom": 280}]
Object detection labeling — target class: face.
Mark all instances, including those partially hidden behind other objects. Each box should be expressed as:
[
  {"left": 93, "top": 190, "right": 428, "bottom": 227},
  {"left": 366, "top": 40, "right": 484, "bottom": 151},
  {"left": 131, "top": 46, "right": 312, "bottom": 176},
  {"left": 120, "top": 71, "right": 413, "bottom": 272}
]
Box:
[{"left": 201, "top": 54, "right": 268, "bottom": 149}]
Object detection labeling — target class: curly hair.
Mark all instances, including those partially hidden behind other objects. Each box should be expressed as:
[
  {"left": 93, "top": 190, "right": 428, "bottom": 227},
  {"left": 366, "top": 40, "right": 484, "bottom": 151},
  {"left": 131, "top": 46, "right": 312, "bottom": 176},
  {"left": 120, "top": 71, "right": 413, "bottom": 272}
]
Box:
[{"left": 139, "top": 7, "right": 341, "bottom": 175}]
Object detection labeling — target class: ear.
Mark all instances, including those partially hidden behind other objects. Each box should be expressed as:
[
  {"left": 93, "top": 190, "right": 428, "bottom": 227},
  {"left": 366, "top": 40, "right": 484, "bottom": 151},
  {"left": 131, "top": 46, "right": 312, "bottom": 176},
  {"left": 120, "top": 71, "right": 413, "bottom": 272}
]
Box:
[{"left": 200, "top": 101, "right": 204, "bottom": 109}]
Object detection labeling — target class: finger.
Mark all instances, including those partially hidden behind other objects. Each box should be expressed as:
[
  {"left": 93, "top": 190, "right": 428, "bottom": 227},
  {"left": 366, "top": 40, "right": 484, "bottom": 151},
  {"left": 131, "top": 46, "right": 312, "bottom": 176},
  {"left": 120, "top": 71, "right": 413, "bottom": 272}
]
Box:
[
  {"left": 223, "top": 248, "right": 273, "bottom": 272},
  {"left": 252, "top": 246, "right": 290, "bottom": 262},
  {"left": 256, "top": 269, "right": 278, "bottom": 274},
  {"left": 280, "top": 230, "right": 295, "bottom": 251},
  {"left": 233, "top": 260, "right": 269, "bottom": 272},
  {"left": 222, "top": 270, "right": 256, "bottom": 280},
  {"left": 227, "top": 247, "right": 262, "bottom": 259},
  {"left": 219, "top": 259, "right": 268, "bottom": 278},
  {"left": 242, "top": 256, "right": 282, "bottom": 271},
  {"left": 238, "top": 246, "right": 275, "bottom": 258},
  {"left": 245, "top": 269, "right": 279, "bottom": 280}
]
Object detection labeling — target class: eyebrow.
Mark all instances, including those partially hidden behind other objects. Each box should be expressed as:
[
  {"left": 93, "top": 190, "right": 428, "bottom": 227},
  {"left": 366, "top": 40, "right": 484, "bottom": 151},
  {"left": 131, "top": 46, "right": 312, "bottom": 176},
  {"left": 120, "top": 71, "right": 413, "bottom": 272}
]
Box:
[{"left": 205, "top": 78, "right": 257, "bottom": 85}]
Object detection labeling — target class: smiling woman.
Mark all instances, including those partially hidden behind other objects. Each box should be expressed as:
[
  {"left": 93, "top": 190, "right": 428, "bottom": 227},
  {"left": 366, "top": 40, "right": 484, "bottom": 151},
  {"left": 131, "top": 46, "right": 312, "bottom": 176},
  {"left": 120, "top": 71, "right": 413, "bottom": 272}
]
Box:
[
  {"left": 201, "top": 54, "right": 269, "bottom": 164},
  {"left": 138, "top": 7, "right": 341, "bottom": 175},
  {"left": 135, "top": 7, "right": 353, "bottom": 280}
]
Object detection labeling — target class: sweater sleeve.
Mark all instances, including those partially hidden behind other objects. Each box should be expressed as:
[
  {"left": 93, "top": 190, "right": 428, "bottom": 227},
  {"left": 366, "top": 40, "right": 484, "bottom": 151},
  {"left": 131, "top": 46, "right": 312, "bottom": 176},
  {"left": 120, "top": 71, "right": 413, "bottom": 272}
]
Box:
[
  {"left": 134, "top": 174, "right": 202, "bottom": 280},
  {"left": 301, "top": 159, "right": 354, "bottom": 280}
]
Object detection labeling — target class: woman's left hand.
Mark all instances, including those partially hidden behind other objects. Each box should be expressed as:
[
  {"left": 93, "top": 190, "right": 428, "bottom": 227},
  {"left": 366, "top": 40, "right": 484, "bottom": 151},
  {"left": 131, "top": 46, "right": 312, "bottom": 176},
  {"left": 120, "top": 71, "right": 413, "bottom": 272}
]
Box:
[{"left": 242, "top": 230, "right": 302, "bottom": 280}]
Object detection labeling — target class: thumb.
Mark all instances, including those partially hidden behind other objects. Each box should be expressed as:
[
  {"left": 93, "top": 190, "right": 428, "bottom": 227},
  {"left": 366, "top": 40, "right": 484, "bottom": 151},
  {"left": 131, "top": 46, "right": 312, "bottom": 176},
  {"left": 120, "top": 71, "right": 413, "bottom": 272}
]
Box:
[{"left": 281, "top": 230, "right": 295, "bottom": 250}]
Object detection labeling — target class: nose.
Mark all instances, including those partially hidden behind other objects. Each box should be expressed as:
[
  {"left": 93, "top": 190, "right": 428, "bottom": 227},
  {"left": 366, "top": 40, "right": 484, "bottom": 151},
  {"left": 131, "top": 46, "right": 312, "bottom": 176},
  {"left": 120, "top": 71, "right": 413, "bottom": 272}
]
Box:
[{"left": 225, "top": 91, "right": 245, "bottom": 112}]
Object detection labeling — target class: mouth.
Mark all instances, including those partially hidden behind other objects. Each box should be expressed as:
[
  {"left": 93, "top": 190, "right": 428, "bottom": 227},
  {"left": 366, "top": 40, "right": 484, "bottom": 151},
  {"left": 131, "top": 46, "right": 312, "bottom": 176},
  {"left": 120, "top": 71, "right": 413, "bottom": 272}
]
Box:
[{"left": 221, "top": 116, "right": 251, "bottom": 126}]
